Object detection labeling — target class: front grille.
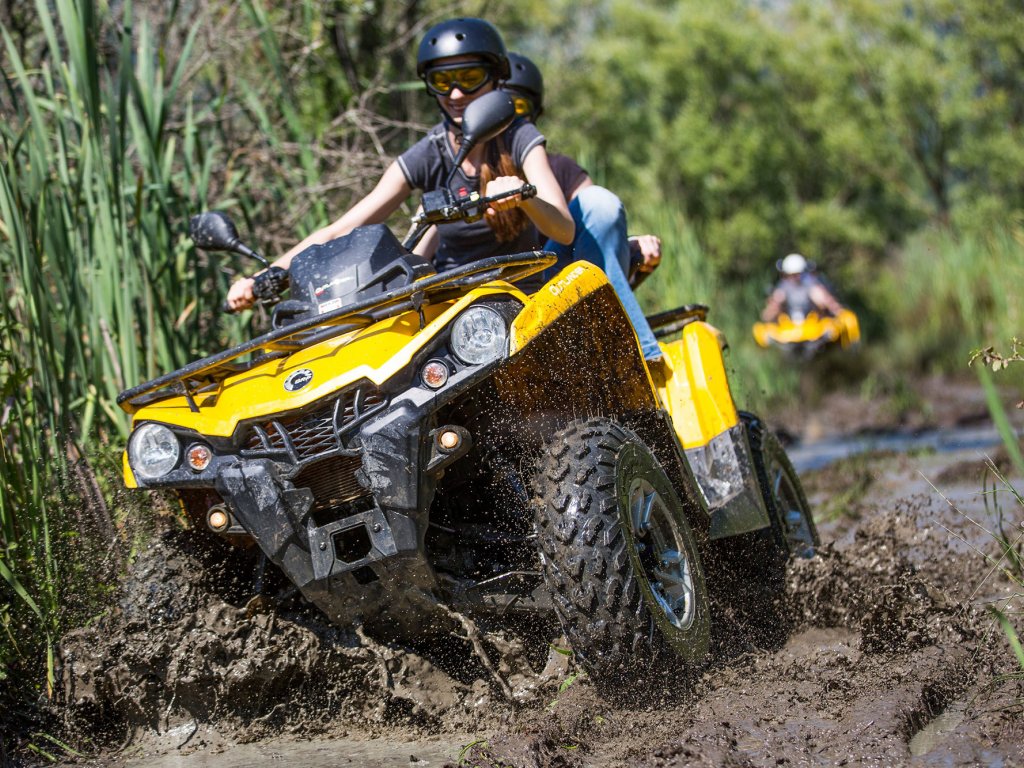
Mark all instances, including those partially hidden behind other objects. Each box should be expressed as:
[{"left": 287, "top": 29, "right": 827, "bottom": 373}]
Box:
[
  {"left": 243, "top": 383, "right": 386, "bottom": 462},
  {"left": 295, "top": 454, "right": 368, "bottom": 511}
]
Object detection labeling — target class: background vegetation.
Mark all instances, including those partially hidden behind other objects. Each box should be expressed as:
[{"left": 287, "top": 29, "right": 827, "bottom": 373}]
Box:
[{"left": 1, "top": 0, "right": 1022, "bottom": 754}]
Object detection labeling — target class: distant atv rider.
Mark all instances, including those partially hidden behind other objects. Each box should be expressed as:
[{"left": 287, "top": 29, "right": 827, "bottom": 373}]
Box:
[
  {"left": 225, "top": 17, "right": 573, "bottom": 311},
  {"left": 415, "top": 52, "right": 665, "bottom": 362},
  {"left": 760, "top": 253, "right": 844, "bottom": 323}
]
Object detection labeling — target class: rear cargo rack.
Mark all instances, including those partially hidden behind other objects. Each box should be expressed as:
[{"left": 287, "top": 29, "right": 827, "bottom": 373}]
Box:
[
  {"left": 646, "top": 304, "right": 709, "bottom": 339},
  {"left": 117, "top": 251, "right": 554, "bottom": 411}
]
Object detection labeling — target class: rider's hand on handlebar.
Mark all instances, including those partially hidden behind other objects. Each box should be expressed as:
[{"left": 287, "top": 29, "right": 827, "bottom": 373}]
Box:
[
  {"left": 484, "top": 176, "right": 528, "bottom": 216},
  {"left": 226, "top": 276, "right": 256, "bottom": 312}
]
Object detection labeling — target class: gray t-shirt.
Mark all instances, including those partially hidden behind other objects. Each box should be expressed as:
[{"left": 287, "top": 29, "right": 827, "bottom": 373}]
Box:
[{"left": 397, "top": 119, "right": 546, "bottom": 272}]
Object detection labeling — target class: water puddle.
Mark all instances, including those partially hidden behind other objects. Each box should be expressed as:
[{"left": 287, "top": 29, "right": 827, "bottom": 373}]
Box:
[
  {"left": 788, "top": 424, "right": 1013, "bottom": 472},
  {"left": 909, "top": 701, "right": 967, "bottom": 757}
]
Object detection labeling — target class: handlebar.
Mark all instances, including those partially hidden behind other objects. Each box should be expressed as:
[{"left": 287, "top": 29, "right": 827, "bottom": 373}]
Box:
[
  {"left": 412, "top": 183, "right": 537, "bottom": 226},
  {"left": 404, "top": 183, "right": 537, "bottom": 250},
  {"left": 222, "top": 183, "right": 538, "bottom": 311}
]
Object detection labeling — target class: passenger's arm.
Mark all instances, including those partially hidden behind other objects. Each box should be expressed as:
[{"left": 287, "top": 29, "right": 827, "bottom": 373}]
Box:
[
  {"left": 484, "top": 145, "right": 574, "bottom": 245},
  {"left": 761, "top": 289, "right": 786, "bottom": 322},
  {"left": 629, "top": 234, "right": 662, "bottom": 273},
  {"left": 227, "top": 162, "right": 412, "bottom": 310}
]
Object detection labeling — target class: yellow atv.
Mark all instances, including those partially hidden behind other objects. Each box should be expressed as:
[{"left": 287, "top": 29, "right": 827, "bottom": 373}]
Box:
[
  {"left": 752, "top": 309, "right": 861, "bottom": 361},
  {"left": 119, "top": 92, "right": 816, "bottom": 688}
]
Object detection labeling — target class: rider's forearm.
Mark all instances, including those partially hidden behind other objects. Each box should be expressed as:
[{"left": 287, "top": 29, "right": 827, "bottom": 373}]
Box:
[
  {"left": 269, "top": 163, "right": 412, "bottom": 273},
  {"left": 521, "top": 197, "right": 575, "bottom": 245}
]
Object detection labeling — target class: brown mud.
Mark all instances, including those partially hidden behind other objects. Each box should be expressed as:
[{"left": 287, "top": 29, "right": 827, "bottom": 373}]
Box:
[{"left": 52, "top": 378, "right": 1024, "bottom": 767}]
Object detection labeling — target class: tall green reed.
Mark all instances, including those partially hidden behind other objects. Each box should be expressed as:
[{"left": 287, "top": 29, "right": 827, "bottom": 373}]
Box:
[
  {"left": 0, "top": 0, "right": 358, "bottom": 711},
  {"left": 974, "top": 364, "right": 1024, "bottom": 677},
  {"left": 1, "top": 0, "right": 240, "bottom": 699},
  {"left": 876, "top": 223, "right": 1024, "bottom": 373}
]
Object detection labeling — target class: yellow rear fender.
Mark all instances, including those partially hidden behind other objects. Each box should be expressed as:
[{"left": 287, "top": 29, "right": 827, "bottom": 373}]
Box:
[
  {"left": 656, "top": 321, "right": 739, "bottom": 449},
  {"left": 836, "top": 308, "right": 861, "bottom": 347}
]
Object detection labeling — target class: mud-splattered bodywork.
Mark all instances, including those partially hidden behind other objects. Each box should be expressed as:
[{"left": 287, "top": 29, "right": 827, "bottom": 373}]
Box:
[{"left": 120, "top": 256, "right": 769, "bottom": 629}]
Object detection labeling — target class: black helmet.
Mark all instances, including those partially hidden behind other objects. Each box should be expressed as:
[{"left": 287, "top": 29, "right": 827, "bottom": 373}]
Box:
[
  {"left": 416, "top": 18, "right": 510, "bottom": 80},
  {"left": 506, "top": 52, "right": 544, "bottom": 118}
]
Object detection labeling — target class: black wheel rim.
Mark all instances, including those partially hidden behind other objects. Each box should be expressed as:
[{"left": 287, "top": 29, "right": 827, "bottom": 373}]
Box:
[{"left": 628, "top": 478, "right": 696, "bottom": 630}]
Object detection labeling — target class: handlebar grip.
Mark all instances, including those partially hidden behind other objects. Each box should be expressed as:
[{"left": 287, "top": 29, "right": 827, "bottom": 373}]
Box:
[
  {"left": 222, "top": 266, "right": 289, "bottom": 313},
  {"left": 253, "top": 266, "right": 290, "bottom": 300}
]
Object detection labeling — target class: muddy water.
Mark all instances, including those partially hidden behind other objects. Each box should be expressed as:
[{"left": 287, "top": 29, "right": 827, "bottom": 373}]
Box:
[
  {"left": 787, "top": 422, "right": 1015, "bottom": 471},
  {"left": 56, "top": 431, "right": 1024, "bottom": 767},
  {"left": 118, "top": 730, "right": 473, "bottom": 767}
]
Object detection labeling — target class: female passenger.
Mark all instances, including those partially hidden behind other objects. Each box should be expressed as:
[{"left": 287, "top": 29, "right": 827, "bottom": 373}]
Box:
[{"left": 225, "top": 18, "right": 573, "bottom": 311}]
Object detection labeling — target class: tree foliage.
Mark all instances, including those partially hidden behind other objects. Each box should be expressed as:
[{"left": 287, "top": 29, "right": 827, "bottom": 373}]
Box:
[{"left": 540, "top": 0, "right": 1024, "bottom": 279}]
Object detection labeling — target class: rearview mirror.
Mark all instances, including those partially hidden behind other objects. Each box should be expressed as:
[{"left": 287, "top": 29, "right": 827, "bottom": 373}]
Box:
[
  {"left": 460, "top": 90, "right": 517, "bottom": 151},
  {"left": 189, "top": 211, "right": 267, "bottom": 266},
  {"left": 447, "top": 91, "right": 517, "bottom": 185}
]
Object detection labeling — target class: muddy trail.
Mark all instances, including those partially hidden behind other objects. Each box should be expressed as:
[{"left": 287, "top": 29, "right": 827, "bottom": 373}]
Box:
[{"left": 50, "top": 381, "right": 1024, "bottom": 767}]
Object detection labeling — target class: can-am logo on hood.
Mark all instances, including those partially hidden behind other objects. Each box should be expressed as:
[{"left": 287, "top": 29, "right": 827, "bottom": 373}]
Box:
[{"left": 284, "top": 368, "right": 314, "bottom": 392}]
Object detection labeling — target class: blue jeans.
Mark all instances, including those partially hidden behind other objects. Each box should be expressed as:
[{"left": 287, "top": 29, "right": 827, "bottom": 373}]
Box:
[{"left": 544, "top": 186, "right": 661, "bottom": 360}]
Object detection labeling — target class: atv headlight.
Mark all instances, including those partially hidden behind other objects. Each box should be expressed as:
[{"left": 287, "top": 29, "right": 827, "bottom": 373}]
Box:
[
  {"left": 128, "top": 423, "right": 181, "bottom": 480},
  {"left": 450, "top": 306, "right": 507, "bottom": 365}
]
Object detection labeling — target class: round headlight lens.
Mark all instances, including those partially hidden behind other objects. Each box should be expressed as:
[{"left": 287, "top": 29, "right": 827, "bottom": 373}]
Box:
[
  {"left": 128, "top": 423, "right": 181, "bottom": 480},
  {"left": 450, "top": 306, "right": 507, "bottom": 365}
]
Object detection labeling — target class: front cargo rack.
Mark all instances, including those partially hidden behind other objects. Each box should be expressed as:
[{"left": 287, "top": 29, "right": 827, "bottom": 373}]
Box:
[{"left": 117, "top": 251, "right": 555, "bottom": 412}]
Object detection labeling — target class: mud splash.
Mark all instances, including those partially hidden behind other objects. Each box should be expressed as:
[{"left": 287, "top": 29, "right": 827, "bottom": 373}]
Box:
[
  {"left": 58, "top": 531, "right": 570, "bottom": 754},
  {"left": 54, "top": 443, "right": 1024, "bottom": 767},
  {"left": 449, "top": 488, "right": 1022, "bottom": 768}
]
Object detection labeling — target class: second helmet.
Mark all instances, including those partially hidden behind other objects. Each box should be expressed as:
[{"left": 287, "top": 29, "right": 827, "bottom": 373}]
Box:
[{"left": 506, "top": 52, "right": 544, "bottom": 118}]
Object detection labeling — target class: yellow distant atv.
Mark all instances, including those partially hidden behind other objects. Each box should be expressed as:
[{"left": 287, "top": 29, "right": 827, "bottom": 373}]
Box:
[
  {"left": 119, "top": 93, "right": 816, "bottom": 687},
  {"left": 753, "top": 309, "right": 861, "bottom": 361}
]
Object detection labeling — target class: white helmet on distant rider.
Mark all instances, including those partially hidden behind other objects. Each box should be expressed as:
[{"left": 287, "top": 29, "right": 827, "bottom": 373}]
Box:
[{"left": 778, "top": 253, "right": 809, "bottom": 276}]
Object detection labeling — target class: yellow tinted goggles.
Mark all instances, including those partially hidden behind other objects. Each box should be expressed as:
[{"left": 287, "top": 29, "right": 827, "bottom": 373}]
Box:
[
  {"left": 512, "top": 95, "right": 534, "bottom": 117},
  {"left": 425, "top": 65, "right": 492, "bottom": 96}
]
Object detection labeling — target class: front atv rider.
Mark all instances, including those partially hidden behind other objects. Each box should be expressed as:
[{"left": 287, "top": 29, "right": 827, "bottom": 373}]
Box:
[
  {"left": 415, "top": 51, "right": 666, "bottom": 364},
  {"left": 225, "top": 17, "right": 573, "bottom": 312},
  {"left": 761, "top": 253, "right": 844, "bottom": 323}
]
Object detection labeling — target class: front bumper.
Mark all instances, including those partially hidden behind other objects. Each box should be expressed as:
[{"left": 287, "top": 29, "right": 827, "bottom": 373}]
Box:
[{"left": 207, "top": 354, "right": 495, "bottom": 625}]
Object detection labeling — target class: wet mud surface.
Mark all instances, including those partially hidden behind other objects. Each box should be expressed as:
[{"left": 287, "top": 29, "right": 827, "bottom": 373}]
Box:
[{"left": 51, "top": 380, "right": 1024, "bottom": 767}]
